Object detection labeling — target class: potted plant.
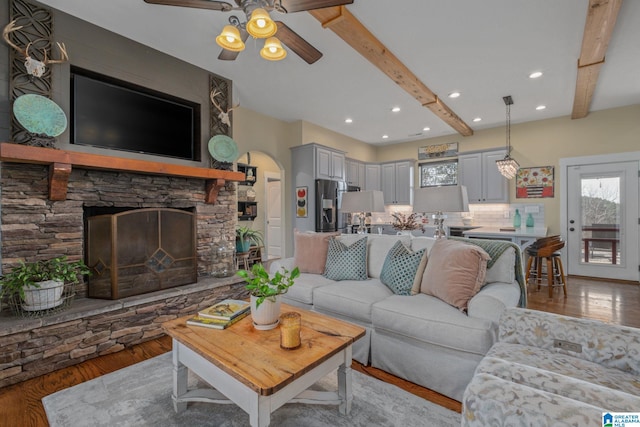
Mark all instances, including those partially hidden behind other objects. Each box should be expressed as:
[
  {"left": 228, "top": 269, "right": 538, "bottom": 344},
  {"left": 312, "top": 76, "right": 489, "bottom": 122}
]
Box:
[
  {"left": 237, "top": 263, "right": 299, "bottom": 330},
  {"left": 391, "top": 212, "right": 427, "bottom": 234},
  {"left": 0, "top": 256, "right": 91, "bottom": 312},
  {"left": 236, "top": 226, "right": 264, "bottom": 253}
]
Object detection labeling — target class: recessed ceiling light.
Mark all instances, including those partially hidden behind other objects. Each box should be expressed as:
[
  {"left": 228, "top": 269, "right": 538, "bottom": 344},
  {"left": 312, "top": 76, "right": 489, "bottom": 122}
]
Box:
[
  {"left": 423, "top": 127, "right": 430, "bottom": 131},
  {"left": 345, "top": 118, "right": 353, "bottom": 123},
  {"left": 529, "top": 71, "right": 543, "bottom": 79},
  {"left": 391, "top": 106, "right": 401, "bottom": 113},
  {"left": 473, "top": 117, "right": 482, "bottom": 122},
  {"left": 448, "top": 92, "right": 461, "bottom": 99},
  {"left": 382, "top": 134, "right": 389, "bottom": 139},
  {"left": 536, "top": 105, "right": 546, "bottom": 110}
]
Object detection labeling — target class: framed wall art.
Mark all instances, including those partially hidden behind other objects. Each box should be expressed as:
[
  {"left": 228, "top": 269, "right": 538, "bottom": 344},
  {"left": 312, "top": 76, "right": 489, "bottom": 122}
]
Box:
[
  {"left": 296, "top": 186, "right": 308, "bottom": 217},
  {"left": 516, "top": 166, "right": 554, "bottom": 198}
]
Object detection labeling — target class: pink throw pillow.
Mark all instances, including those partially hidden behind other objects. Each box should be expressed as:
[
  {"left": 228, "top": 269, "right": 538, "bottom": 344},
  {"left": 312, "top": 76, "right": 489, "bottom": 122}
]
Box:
[
  {"left": 294, "top": 230, "right": 341, "bottom": 274},
  {"left": 420, "top": 239, "right": 490, "bottom": 312}
]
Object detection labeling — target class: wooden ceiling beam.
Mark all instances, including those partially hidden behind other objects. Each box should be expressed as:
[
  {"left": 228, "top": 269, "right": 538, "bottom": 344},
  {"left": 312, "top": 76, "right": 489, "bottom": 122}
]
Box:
[
  {"left": 309, "top": 6, "right": 473, "bottom": 137},
  {"left": 572, "top": 0, "right": 622, "bottom": 119}
]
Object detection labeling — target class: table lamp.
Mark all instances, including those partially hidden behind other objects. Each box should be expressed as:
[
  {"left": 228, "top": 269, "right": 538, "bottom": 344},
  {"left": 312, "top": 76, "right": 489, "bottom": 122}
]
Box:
[
  {"left": 340, "top": 190, "right": 385, "bottom": 234},
  {"left": 413, "top": 185, "right": 469, "bottom": 239}
]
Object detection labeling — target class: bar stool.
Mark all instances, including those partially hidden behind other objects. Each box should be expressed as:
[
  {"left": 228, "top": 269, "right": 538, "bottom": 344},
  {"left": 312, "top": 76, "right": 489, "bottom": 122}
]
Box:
[{"left": 525, "top": 235, "right": 567, "bottom": 298}]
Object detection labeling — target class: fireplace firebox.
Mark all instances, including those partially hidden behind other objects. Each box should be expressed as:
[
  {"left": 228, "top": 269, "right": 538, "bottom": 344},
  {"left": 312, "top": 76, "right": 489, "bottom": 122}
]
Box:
[{"left": 86, "top": 208, "right": 197, "bottom": 299}]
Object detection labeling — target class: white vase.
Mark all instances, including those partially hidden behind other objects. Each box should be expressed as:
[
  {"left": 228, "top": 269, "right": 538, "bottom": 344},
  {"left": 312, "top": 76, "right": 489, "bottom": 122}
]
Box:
[
  {"left": 22, "top": 279, "right": 64, "bottom": 311},
  {"left": 250, "top": 294, "right": 281, "bottom": 330}
]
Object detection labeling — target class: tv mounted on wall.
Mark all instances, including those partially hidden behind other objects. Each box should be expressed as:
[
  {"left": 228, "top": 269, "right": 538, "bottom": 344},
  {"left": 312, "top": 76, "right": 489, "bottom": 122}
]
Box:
[{"left": 70, "top": 67, "right": 201, "bottom": 161}]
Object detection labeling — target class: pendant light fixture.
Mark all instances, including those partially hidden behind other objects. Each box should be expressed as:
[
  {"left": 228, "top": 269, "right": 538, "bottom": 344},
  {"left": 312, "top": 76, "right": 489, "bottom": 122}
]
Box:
[{"left": 496, "top": 95, "right": 520, "bottom": 179}]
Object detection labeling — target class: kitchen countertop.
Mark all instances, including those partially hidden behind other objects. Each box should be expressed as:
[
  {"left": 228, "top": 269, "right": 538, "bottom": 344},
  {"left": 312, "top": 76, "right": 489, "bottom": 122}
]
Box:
[{"left": 462, "top": 226, "right": 548, "bottom": 238}]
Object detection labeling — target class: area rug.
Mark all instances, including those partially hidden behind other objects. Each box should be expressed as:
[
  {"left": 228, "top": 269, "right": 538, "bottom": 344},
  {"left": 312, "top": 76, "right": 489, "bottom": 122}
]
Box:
[{"left": 43, "top": 352, "right": 461, "bottom": 426}]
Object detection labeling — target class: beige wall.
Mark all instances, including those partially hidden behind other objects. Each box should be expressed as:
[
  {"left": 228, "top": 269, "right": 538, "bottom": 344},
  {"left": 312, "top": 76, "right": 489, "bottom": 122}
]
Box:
[{"left": 300, "top": 121, "right": 378, "bottom": 162}]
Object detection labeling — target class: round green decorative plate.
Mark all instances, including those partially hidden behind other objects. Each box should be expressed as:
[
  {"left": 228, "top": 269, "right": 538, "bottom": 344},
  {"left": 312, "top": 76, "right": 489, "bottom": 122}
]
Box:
[
  {"left": 208, "top": 134, "right": 238, "bottom": 163},
  {"left": 13, "top": 94, "right": 68, "bottom": 137}
]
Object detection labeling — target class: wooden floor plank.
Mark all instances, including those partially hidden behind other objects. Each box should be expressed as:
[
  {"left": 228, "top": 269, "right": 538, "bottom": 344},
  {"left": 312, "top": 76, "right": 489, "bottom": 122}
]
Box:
[{"left": 2, "top": 277, "right": 638, "bottom": 425}]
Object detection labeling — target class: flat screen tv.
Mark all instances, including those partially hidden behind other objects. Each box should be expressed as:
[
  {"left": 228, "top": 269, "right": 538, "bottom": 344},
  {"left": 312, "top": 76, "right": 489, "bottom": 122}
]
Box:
[{"left": 71, "top": 67, "right": 201, "bottom": 161}]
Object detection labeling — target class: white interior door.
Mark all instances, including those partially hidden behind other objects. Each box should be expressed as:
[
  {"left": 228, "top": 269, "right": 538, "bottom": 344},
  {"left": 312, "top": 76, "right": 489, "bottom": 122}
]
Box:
[
  {"left": 566, "top": 161, "right": 639, "bottom": 281},
  {"left": 265, "top": 173, "right": 282, "bottom": 260}
]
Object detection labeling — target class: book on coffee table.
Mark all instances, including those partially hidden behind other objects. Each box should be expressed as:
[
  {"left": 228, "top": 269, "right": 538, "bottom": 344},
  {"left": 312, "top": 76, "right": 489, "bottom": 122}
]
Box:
[
  {"left": 187, "top": 311, "right": 249, "bottom": 330},
  {"left": 198, "top": 299, "right": 250, "bottom": 321}
]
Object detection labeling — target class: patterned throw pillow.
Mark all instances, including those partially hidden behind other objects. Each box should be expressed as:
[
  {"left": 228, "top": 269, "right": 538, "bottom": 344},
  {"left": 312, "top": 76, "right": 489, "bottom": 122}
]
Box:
[
  {"left": 323, "top": 236, "right": 368, "bottom": 281},
  {"left": 380, "top": 240, "right": 427, "bottom": 295}
]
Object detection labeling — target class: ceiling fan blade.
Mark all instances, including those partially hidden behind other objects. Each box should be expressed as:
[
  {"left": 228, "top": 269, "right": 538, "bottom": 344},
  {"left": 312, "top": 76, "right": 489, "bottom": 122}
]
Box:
[
  {"left": 275, "top": 21, "right": 322, "bottom": 64},
  {"left": 277, "top": 0, "right": 353, "bottom": 13},
  {"left": 143, "top": 0, "right": 234, "bottom": 11},
  {"left": 218, "top": 28, "right": 249, "bottom": 61}
]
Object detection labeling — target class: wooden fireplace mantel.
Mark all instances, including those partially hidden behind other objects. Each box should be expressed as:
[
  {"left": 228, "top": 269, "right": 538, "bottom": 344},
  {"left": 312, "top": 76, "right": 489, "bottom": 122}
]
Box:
[{"left": 0, "top": 142, "right": 245, "bottom": 204}]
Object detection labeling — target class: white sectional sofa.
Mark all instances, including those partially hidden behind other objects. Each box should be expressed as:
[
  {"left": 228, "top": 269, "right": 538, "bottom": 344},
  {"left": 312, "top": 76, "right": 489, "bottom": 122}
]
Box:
[
  {"left": 270, "top": 233, "right": 524, "bottom": 401},
  {"left": 463, "top": 308, "right": 640, "bottom": 426}
]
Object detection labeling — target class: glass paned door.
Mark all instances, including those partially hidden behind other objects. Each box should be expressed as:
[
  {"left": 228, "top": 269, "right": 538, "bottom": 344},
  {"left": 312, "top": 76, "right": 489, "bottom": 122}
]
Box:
[{"left": 567, "top": 162, "right": 639, "bottom": 281}]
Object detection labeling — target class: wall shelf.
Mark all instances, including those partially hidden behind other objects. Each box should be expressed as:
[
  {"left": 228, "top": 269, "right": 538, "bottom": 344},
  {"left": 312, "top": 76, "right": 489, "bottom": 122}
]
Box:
[
  {"left": 236, "top": 163, "right": 257, "bottom": 186},
  {"left": 0, "top": 142, "right": 245, "bottom": 204}
]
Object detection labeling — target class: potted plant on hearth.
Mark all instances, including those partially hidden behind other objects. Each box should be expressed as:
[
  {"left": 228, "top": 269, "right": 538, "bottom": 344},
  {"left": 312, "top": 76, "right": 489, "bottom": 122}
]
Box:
[
  {"left": 235, "top": 226, "right": 264, "bottom": 253},
  {"left": 237, "top": 263, "right": 299, "bottom": 330},
  {"left": 0, "top": 256, "right": 91, "bottom": 313}
]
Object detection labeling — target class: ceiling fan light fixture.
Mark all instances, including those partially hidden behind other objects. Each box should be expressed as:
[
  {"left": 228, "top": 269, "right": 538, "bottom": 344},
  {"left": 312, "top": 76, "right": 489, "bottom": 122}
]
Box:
[
  {"left": 216, "top": 25, "right": 245, "bottom": 52},
  {"left": 260, "top": 37, "right": 287, "bottom": 61},
  {"left": 247, "top": 8, "right": 277, "bottom": 39}
]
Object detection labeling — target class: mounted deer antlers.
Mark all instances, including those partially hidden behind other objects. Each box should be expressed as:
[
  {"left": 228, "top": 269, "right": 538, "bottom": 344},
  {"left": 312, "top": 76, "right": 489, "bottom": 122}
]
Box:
[
  {"left": 3, "top": 20, "right": 69, "bottom": 78},
  {"left": 210, "top": 89, "right": 239, "bottom": 127}
]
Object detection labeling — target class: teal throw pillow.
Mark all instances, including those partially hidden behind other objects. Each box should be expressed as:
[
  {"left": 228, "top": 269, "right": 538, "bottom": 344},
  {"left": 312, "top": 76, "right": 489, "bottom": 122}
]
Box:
[
  {"left": 380, "top": 240, "right": 427, "bottom": 295},
  {"left": 323, "top": 236, "right": 368, "bottom": 281}
]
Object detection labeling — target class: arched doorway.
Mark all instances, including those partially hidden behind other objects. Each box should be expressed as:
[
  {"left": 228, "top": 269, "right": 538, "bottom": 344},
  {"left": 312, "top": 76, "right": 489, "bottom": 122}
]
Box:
[{"left": 236, "top": 151, "right": 285, "bottom": 260}]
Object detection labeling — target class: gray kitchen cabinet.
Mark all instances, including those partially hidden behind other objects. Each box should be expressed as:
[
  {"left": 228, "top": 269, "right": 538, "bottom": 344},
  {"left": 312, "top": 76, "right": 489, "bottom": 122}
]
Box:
[
  {"left": 458, "top": 149, "right": 508, "bottom": 203},
  {"left": 364, "top": 163, "right": 381, "bottom": 191},
  {"left": 316, "top": 146, "right": 345, "bottom": 181},
  {"left": 381, "top": 160, "right": 414, "bottom": 205},
  {"left": 345, "top": 158, "right": 362, "bottom": 187}
]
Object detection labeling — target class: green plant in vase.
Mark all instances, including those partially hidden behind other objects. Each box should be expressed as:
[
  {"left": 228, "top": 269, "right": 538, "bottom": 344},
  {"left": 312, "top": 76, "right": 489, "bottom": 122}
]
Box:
[
  {"left": 235, "top": 226, "right": 264, "bottom": 253},
  {"left": 237, "top": 263, "right": 299, "bottom": 330}
]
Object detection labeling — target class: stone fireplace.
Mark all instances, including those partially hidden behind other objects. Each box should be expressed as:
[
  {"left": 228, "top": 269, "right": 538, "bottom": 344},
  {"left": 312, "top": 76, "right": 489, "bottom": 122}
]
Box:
[
  {"left": 0, "top": 146, "right": 248, "bottom": 387},
  {"left": 0, "top": 160, "right": 236, "bottom": 291}
]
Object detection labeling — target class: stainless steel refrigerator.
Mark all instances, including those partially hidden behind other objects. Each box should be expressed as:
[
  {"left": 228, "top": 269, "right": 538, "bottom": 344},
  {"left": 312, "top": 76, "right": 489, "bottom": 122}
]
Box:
[{"left": 315, "top": 179, "right": 346, "bottom": 232}]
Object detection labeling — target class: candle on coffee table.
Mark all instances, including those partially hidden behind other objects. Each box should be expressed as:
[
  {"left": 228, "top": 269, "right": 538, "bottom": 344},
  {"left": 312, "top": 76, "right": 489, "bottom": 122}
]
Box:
[{"left": 280, "top": 312, "right": 301, "bottom": 350}]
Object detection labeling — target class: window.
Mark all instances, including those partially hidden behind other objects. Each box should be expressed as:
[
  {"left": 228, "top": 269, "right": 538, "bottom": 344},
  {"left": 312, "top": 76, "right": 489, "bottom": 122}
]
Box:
[{"left": 419, "top": 159, "right": 458, "bottom": 187}]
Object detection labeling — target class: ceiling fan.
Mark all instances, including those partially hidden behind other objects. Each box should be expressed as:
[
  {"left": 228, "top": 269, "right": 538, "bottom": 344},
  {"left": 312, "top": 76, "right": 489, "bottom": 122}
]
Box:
[{"left": 143, "top": 0, "right": 354, "bottom": 64}]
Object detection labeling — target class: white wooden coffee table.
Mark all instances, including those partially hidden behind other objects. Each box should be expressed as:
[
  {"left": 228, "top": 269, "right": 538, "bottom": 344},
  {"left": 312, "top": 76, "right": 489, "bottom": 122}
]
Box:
[{"left": 162, "top": 304, "right": 365, "bottom": 427}]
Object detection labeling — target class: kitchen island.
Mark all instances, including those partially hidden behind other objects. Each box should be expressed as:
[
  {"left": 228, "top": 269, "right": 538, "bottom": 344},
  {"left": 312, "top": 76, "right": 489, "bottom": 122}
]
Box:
[{"left": 462, "top": 226, "right": 548, "bottom": 252}]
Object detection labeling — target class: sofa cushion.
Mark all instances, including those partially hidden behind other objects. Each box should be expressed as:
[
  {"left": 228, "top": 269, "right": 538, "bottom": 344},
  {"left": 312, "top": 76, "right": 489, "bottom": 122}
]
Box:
[
  {"left": 323, "top": 236, "right": 368, "bottom": 281},
  {"left": 372, "top": 294, "right": 496, "bottom": 355},
  {"left": 293, "top": 230, "right": 341, "bottom": 274},
  {"left": 477, "top": 343, "right": 640, "bottom": 410},
  {"left": 338, "top": 234, "right": 412, "bottom": 279},
  {"left": 484, "top": 246, "right": 515, "bottom": 284},
  {"left": 313, "top": 279, "right": 393, "bottom": 323},
  {"left": 420, "top": 239, "right": 490, "bottom": 311},
  {"left": 462, "top": 373, "right": 615, "bottom": 427},
  {"left": 379, "top": 241, "right": 427, "bottom": 295},
  {"left": 281, "top": 272, "right": 336, "bottom": 305}
]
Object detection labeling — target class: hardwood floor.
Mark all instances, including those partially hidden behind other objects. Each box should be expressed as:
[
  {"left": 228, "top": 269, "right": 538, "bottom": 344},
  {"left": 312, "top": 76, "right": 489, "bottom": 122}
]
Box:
[{"left": 2, "top": 277, "right": 638, "bottom": 426}]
